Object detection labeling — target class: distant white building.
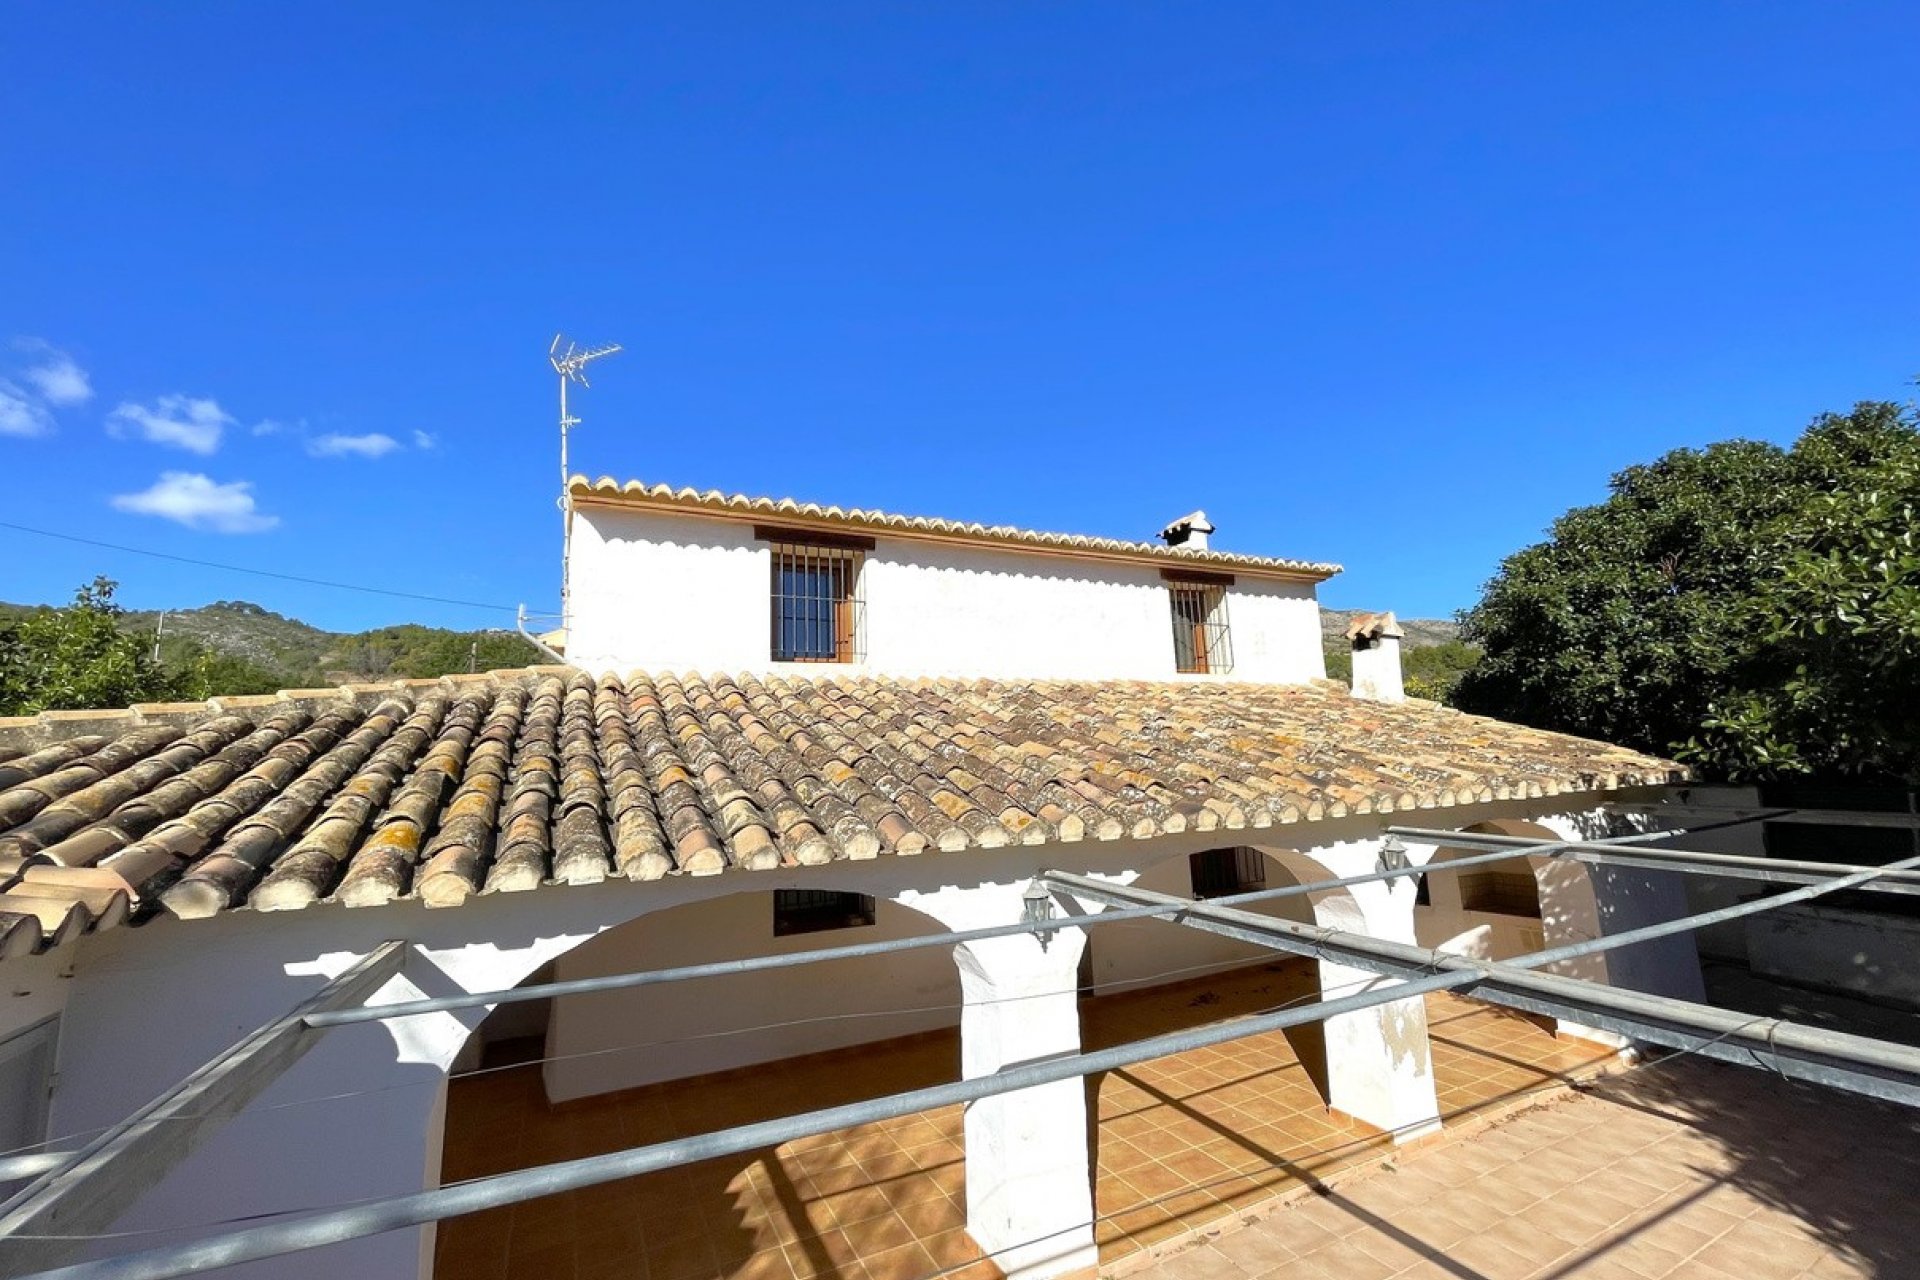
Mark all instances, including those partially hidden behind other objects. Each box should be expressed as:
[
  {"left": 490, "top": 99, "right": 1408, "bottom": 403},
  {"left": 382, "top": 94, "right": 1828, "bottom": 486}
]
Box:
[{"left": 564, "top": 478, "right": 1338, "bottom": 682}]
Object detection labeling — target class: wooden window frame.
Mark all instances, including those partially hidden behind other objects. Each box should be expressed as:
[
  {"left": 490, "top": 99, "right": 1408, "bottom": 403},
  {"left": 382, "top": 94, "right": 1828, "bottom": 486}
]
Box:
[
  {"left": 761, "top": 529, "right": 869, "bottom": 664},
  {"left": 1164, "top": 573, "right": 1234, "bottom": 675}
]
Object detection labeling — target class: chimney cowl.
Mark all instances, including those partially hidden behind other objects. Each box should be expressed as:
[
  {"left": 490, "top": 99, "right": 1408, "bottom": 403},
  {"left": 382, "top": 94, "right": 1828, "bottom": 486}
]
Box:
[
  {"left": 1160, "top": 509, "right": 1216, "bottom": 551},
  {"left": 1344, "top": 611, "right": 1405, "bottom": 644}
]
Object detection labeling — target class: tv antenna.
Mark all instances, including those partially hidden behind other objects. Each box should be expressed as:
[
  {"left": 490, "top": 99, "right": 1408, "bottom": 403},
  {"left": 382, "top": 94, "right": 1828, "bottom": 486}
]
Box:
[{"left": 549, "top": 334, "right": 621, "bottom": 630}]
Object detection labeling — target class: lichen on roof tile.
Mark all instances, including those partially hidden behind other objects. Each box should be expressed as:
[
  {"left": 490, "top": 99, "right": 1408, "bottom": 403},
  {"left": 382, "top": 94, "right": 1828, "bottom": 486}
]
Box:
[{"left": 0, "top": 669, "right": 1682, "bottom": 957}]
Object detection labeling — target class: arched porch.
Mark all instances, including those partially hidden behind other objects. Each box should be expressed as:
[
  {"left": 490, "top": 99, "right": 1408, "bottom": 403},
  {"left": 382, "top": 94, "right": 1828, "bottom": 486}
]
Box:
[{"left": 434, "top": 886, "right": 991, "bottom": 1280}]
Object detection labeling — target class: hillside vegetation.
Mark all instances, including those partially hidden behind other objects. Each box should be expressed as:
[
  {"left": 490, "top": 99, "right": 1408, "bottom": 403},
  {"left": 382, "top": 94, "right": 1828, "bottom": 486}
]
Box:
[
  {"left": 3, "top": 585, "right": 1479, "bottom": 716},
  {"left": 117, "top": 601, "right": 544, "bottom": 688},
  {"left": 1, "top": 583, "right": 543, "bottom": 716}
]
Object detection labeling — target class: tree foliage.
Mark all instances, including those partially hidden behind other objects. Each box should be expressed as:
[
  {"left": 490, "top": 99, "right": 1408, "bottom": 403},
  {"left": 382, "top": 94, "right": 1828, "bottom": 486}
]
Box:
[
  {"left": 331, "top": 626, "right": 542, "bottom": 681},
  {"left": 0, "top": 578, "right": 184, "bottom": 716},
  {"left": 1324, "top": 639, "right": 1482, "bottom": 702},
  {"left": 0, "top": 581, "right": 546, "bottom": 717},
  {"left": 1452, "top": 400, "right": 1920, "bottom": 782}
]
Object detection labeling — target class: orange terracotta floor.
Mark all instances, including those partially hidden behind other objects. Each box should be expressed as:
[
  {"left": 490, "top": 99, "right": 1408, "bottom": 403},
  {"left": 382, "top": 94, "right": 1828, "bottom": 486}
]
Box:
[{"left": 436, "top": 961, "right": 1618, "bottom": 1280}]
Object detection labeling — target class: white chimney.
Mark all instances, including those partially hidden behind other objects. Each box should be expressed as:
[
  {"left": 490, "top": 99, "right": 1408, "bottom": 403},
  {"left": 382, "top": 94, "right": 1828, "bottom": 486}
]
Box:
[
  {"left": 1160, "top": 510, "right": 1215, "bottom": 551},
  {"left": 1345, "top": 612, "right": 1405, "bottom": 702}
]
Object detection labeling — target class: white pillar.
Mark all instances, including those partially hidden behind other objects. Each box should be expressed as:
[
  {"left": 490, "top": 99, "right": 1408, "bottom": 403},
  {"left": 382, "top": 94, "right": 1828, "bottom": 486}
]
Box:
[
  {"left": 953, "top": 929, "right": 1097, "bottom": 1280},
  {"left": 1294, "top": 841, "right": 1440, "bottom": 1143},
  {"left": 1318, "top": 960, "right": 1442, "bottom": 1143}
]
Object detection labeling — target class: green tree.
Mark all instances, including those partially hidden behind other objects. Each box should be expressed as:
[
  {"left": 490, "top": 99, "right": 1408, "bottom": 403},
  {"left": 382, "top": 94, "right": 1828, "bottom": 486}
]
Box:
[
  {"left": 1404, "top": 640, "right": 1482, "bottom": 701},
  {"left": 1322, "top": 638, "right": 1481, "bottom": 701},
  {"left": 1689, "top": 421, "right": 1920, "bottom": 780},
  {"left": 168, "top": 644, "right": 287, "bottom": 700},
  {"left": 1452, "top": 400, "right": 1920, "bottom": 781},
  {"left": 0, "top": 578, "right": 184, "bottom": 716}
]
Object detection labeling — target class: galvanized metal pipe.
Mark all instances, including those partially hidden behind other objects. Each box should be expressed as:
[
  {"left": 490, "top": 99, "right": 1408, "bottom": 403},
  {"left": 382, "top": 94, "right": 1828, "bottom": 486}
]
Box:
[
  {"left": 306, "top": 827, "right": 1679, "bottom": 1029},
  {"left": 1610, "top": 802, "right": 1920, "bottom": 830},
  {"left": 1388, "top": 824, "right": 1920, "bottom": 892},
  {"left": 14, "top": 970, "right": 1478, "bottom": 1280},
  {"left": 0, "top": 1156, "right": 69, "bottom": 1183},
  {"left": 1044, "top": 863, "right": 1920, "bottom": 1100},
  {"left": 0, "top": 943, "right": 410, "bottom": 1278}
]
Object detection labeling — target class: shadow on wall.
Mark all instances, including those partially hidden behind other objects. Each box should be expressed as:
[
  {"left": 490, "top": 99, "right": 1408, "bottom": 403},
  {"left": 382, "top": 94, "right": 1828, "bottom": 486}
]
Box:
[
  {"left": 1574, "top": 1058, "right": 1920, "bottom": 1277},
  {"left": 1088, "top": 848, "right": 1345, "bottom": 1104},
  {"left": 1414, "top": 821, "right": 1563, "bottom": 964},
  {"left": 529, "top": 889, "right": 962, "bottom": 1101}
]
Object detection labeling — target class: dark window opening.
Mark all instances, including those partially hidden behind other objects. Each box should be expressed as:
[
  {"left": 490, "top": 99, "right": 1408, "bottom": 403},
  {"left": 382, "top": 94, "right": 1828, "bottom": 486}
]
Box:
[
  {"left": 768, "top": 542, "right": 865, "bottom": 663},
  {"left": 1414, "top": 872, "right": 1431, "bottom": 906},
  {"left": 774, "top": 889, "right": 877, "bottom": 936},
  {"left": 1189, "top": 847, "right": 1267, "bottom": 899},
  {"left": 1757, "top": 782, "right": 1920, "bottom": 918}
]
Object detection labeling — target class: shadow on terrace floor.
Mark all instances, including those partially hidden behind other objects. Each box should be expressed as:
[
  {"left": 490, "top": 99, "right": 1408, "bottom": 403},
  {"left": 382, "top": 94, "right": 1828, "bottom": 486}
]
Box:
[
  {"left": 435, "top": 961, "right": 1621, "bottom": 1280},
  {"left": 1571, "top": 1057, "right": 1920, "bottom": 1277}
]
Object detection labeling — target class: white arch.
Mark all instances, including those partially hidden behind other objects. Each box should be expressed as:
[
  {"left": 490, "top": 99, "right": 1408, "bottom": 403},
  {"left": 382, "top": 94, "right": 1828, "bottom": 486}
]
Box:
[{"left": 1413, "top": 818, "right": 1608, "bottom": 985}]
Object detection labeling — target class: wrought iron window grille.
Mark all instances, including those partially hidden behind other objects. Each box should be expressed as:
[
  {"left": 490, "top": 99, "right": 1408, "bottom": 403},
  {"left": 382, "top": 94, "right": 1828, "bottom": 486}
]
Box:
[
  {"left": 767, "top": 541, "right": 866, "bottom": 663},
  {"left": 1169, "top": 582, "right": 1233, "bottom": 674},
  {"left": 1189, "top": 847, "right": 1267, "bottom": 899},
  {"left": 774, "top": 889, "right": 878, "bottom": 936}
]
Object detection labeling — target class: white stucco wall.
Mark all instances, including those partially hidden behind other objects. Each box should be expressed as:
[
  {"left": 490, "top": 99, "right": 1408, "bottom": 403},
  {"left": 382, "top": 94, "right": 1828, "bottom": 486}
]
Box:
[
  {"left": 542, "top": 892, "right": 962, "bottom": 1101},
  {"left": 1085, "top": 848, "right": 1316, "bottom": 995},
  {"left": 1412, "top": 857, "right": 1548, "bottom": 963},
  {"left": 565, "top": 506, "right": 1325, "bottom": 682},
  {"left": 1749, "top": 903, "right": 1920, "bottom": 1008}
]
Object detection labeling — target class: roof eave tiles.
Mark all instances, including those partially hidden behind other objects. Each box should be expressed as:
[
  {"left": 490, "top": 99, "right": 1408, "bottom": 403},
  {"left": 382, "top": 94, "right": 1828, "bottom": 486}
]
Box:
[
  {"left": 0, "top": 669, "right": 1683, "bottom": 962},
  {"left": 569, "top": 477, "right": 1343, "bottom": 580}
]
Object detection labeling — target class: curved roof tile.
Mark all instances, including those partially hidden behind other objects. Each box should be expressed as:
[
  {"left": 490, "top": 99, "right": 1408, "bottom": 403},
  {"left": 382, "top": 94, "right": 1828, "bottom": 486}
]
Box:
[
  {"left": 569, "top": 476, "right": 1343, "bottom": 579},
  {"left": 0, "top": 668, "right": 1680, "bottom": 960}
]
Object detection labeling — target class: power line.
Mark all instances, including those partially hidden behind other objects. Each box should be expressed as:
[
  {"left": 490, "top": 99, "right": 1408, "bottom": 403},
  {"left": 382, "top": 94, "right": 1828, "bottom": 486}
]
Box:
[{"left": 0, "top": 521, "right": 521, "bottom": 615}]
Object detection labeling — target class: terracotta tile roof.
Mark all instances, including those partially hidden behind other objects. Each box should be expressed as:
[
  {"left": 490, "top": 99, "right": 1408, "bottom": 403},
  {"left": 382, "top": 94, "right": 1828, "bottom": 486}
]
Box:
[
  {"left": 0, "top": 669, "right": 1680, "bottom": 959},
  {"left": 570, "top": 476, "right": 1343, "bottom": 580}
]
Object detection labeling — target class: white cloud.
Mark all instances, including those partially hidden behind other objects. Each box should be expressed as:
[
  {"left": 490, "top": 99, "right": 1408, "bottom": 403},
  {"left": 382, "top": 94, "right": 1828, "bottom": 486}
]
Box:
[
  {"left": 111, "top": 471, "right": 279, "bottom": 533},
  {"left": 0, "top": 381, "right": 53, "bottom": 437},
  {"left": 412, "top": 430, "right": 437, "bottom": 450},
  {"left": 252, "top": 419, "right": 289, "bottom": 437},
  {"left": 14, "top": 341, "right": 92, "bottom": 406},
  {"left": 107, "top": 394, "right": 233, "bottom": 455},
  {"left": 308, "top": 431, "right": 400, "bottom": 459}
]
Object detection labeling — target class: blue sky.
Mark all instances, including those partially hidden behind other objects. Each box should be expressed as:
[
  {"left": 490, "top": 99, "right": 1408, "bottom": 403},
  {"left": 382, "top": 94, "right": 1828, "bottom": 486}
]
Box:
[{"left": 3, "top": 4, "right": 1916, "bottom": 632}]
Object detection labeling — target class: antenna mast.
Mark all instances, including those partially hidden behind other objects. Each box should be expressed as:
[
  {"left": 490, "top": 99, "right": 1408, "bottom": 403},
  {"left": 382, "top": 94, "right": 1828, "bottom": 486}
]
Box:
[{"left": 549, "top": 334, "right": 622, "bottom": 633}]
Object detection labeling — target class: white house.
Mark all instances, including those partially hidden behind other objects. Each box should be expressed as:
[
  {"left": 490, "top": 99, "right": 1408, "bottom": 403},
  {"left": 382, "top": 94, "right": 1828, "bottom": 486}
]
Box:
[
  {"left": 0, "top": 479, "right": 1698, "bottom": 1280},
  {"left": 563, "top": 478, "right": 1333, "bottom": 682}
]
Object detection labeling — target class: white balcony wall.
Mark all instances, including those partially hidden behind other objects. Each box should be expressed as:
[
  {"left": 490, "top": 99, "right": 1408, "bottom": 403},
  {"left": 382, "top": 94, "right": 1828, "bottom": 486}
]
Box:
[{"left": 567, "top": 506, "right": 1326, "bottom": 682}]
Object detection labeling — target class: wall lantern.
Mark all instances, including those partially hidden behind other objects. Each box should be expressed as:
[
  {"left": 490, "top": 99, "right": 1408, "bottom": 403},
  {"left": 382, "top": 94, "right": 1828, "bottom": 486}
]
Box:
[
  {"left": 1377, "top": 835, "right": 1411, "bottom": 879},
  {"left": 1022, "top": 881, "right": 1058, "bottom": 949}
]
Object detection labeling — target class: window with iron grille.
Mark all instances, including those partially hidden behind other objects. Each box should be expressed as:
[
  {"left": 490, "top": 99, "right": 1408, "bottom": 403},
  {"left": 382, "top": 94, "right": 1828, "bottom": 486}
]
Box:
[
  {"left": 774, "top": 889, "right": 877, "bottom": 936},
  {"left": 762, "top": 533, "right": 867, "bottom": 663},
  {"left": 1167, "top": 580, "right": 1233, "bottom": 674},
  {"left": 1189, "top": 847, "right": 1267, "bottom": 899}
]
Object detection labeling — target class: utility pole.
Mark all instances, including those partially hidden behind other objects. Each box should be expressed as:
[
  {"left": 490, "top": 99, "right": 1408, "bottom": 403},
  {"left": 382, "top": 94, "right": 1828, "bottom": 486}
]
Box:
[
  {"left": 548, "top": 335, "right": 621, "bottom": 633},
  {"left": 151, "top": 611, "right": 168, "bottom": 665}
]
